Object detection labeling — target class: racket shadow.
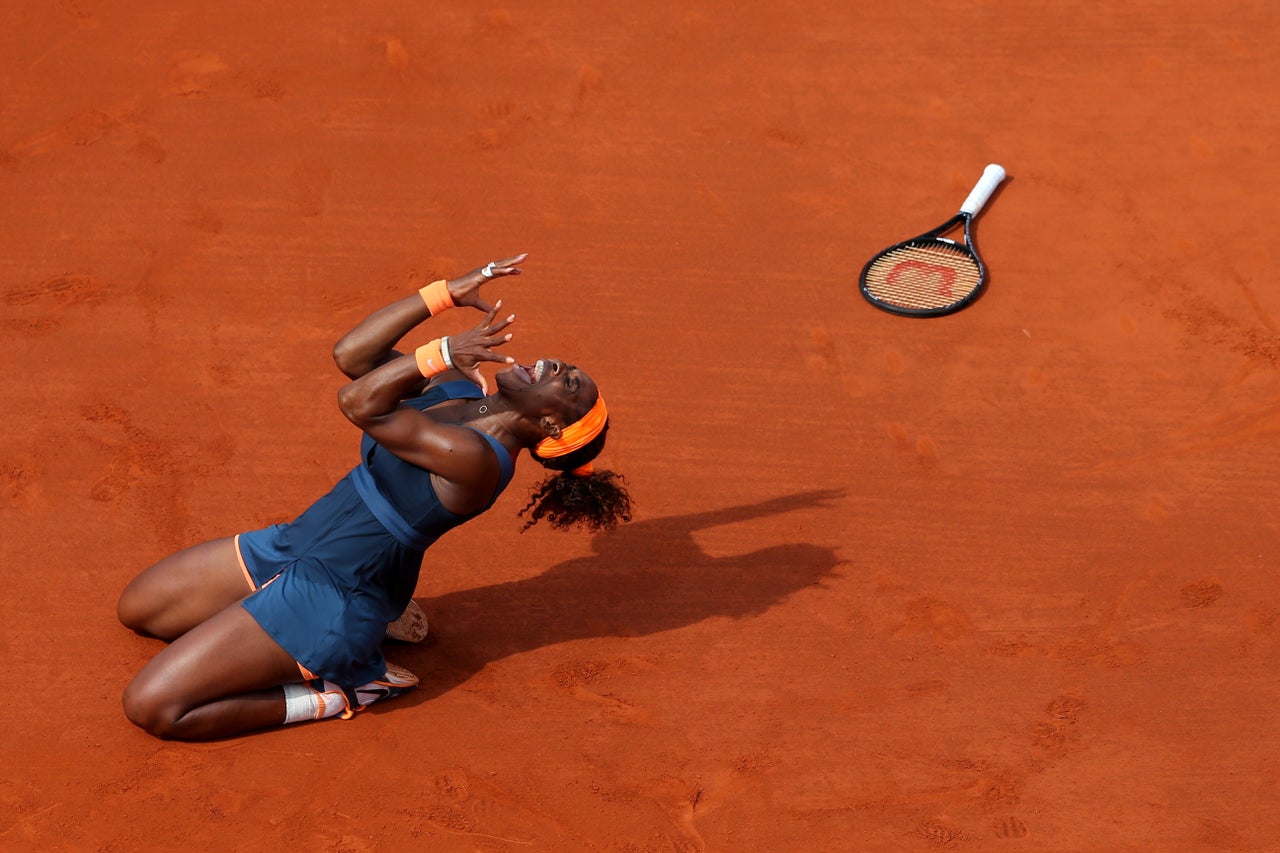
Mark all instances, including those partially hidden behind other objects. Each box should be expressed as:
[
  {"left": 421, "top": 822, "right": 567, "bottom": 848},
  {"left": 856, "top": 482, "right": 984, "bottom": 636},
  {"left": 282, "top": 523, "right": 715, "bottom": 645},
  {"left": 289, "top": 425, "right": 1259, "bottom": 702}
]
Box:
[{"left": 388, "top": 489, "right": 846, "bottom": 704}]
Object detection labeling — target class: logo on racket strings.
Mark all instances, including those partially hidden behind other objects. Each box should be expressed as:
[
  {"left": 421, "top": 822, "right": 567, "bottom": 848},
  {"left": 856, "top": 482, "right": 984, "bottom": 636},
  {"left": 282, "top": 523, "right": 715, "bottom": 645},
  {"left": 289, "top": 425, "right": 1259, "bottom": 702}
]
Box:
[{"left": 887, "top": 260, "right": 955, "bottom": 298}]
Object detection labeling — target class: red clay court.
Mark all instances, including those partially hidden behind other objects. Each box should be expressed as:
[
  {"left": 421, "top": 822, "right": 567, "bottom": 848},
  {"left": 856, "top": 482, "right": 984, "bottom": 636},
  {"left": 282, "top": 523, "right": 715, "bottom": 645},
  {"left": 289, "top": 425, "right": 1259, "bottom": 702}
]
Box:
[{"left": 2, "top": 2, "right": 1278, "bottom": 850}]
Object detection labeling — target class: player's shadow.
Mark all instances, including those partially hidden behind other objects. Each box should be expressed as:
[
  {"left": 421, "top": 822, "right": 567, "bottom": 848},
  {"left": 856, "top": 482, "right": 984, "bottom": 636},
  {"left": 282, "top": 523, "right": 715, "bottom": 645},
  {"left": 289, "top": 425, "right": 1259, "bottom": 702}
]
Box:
[{"left": 393, "top": 488, "right": 845, "bottom": 703}]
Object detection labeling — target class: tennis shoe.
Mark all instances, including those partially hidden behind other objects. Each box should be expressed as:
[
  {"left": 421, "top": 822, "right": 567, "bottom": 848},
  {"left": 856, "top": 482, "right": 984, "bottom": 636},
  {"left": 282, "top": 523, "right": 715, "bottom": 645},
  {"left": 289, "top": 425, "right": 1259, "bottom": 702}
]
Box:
[
  {"left": 386, "top": 599, "right": 429, "bottom": 643},
  {"left": 353, "top": 662, "right": 420, "bottom": 708}
]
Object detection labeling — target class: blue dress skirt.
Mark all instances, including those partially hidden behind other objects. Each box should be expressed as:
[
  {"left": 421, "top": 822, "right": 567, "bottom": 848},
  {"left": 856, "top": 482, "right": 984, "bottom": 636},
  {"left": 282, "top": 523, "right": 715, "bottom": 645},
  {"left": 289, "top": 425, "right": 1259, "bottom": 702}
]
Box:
[{"left": 235, "top": 381, "right": 513, "bottom": 689}]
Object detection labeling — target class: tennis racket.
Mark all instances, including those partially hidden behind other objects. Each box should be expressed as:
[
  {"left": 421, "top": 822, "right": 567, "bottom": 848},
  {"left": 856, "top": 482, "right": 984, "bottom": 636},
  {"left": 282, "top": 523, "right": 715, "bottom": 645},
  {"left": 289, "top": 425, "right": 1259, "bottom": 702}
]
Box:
[{"left": 859, "top": 164, "right": 1006, "bottom": 317}]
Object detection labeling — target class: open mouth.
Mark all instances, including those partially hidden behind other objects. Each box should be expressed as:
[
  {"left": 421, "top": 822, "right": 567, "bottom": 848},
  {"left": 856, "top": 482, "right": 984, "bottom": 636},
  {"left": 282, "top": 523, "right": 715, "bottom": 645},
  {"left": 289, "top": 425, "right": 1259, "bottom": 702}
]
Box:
[{"left": 512, "top": 359, "right": 547, "bottom": 385}]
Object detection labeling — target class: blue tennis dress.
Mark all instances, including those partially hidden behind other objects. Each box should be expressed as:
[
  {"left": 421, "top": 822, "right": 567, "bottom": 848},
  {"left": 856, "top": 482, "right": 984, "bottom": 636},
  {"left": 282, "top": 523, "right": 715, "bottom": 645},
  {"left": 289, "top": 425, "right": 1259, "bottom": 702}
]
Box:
[{"left": 236, "top": 381, "right": 513, "bottom": 689}]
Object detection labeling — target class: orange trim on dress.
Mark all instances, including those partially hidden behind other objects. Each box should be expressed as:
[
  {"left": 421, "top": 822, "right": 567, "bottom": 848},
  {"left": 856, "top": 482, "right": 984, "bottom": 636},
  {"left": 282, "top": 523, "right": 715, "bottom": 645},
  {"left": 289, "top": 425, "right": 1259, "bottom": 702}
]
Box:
[
  {"left": 237, "top": 535, "right": 314, "bottom": 683},
  {"left": 233, "top": 534, "right": 257, "bottom": 592}
]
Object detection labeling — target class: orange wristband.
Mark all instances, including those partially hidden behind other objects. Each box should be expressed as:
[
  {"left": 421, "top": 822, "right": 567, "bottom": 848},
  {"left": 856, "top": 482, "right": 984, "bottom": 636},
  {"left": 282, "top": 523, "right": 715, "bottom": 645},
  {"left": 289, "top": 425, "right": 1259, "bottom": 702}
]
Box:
[
  {"left": 414, "top": 339, "right": 448, "bottom": 377},
  {"left": 418, "top": 279, "right": 454, "bottom": 316}
]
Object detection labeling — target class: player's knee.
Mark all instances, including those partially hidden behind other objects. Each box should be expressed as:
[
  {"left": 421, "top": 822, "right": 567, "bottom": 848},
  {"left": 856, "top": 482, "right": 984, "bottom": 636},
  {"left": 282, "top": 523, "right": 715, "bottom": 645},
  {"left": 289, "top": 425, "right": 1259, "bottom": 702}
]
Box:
[
  {"left": 121, "top": 679, "right": 182, "bottom": 739},
  {"left": 116, "top": 588, "right": 145, "bottom": 631},
  {"left": 116, "top": 583, "right": 166, "bottom": 637}
]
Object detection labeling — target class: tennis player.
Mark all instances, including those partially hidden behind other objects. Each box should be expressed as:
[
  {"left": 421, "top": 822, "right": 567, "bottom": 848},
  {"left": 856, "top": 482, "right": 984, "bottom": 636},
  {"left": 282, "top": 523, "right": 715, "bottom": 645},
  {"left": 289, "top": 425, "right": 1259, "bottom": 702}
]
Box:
[{"left": 117, "top": 255, "right": 631, "bottom": 740}]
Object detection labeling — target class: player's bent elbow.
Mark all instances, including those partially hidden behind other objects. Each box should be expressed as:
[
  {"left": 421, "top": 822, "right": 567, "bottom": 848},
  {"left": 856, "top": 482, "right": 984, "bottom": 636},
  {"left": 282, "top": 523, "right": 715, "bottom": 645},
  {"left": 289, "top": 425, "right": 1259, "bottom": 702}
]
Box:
[
  {"left": 336, "top": 385, "right": 374, "bottom": 426},
  {"left": 331, "top": 339, "right": 363, "bottom": 380}
]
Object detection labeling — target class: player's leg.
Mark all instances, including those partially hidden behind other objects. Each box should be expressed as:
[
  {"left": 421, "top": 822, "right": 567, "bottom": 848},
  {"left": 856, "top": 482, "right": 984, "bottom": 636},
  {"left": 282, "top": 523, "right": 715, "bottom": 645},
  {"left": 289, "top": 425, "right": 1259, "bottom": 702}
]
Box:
[
  {"left": 117, "top": 536, "right": 252, "bottom": 640},
  {"left": 121, "top": 599, "right": 303, "bottom": 740}
]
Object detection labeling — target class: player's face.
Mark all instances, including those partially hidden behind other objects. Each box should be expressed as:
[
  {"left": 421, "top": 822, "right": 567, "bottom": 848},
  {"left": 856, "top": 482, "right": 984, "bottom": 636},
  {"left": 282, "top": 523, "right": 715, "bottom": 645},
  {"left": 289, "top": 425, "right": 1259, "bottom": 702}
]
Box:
[{"left": 496, "top": 358, "right": 598, "bottom": 425}]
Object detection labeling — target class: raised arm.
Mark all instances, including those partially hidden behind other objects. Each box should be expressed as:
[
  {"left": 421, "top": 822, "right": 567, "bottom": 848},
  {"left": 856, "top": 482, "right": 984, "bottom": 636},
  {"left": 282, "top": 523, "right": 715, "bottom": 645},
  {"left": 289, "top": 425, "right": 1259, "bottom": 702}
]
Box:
[
  {"left": 336, "top": 304, "right": 518, "bottom": 489},
  {"left": 332, "top": 254, "right": 526, "bottom": 379}
]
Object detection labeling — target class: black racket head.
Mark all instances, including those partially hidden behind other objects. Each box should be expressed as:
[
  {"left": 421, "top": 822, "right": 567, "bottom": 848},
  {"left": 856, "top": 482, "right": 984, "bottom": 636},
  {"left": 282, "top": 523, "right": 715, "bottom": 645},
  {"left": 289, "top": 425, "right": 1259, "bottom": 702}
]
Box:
[{"left": 859, "top": 217, "right": 986, "bottom": 317}]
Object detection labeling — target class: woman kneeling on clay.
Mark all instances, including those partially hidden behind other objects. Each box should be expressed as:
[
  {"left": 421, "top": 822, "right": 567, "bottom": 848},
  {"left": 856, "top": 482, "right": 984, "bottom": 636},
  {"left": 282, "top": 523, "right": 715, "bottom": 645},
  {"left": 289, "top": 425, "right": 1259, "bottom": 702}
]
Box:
[{"left": 117, "top": 254, "right": 631, "bottom": 740}]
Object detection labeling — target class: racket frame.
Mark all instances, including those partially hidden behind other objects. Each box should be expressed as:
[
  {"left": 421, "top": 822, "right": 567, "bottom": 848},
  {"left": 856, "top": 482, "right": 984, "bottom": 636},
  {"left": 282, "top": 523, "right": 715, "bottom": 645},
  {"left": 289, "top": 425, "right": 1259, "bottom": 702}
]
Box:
[
  {"left": 858, "top": 212, "right": 985, "bottom": 318},
  {"left": 859, "top": 164, "right": 1005, "bottom": 318}
]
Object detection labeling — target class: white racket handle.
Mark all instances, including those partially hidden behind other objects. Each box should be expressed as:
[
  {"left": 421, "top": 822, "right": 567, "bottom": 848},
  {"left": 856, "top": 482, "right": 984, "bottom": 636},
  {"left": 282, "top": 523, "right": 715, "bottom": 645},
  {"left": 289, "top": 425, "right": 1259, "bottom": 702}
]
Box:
[{"left": 959, "top": 164, "right": 1006, "bottom": 216}]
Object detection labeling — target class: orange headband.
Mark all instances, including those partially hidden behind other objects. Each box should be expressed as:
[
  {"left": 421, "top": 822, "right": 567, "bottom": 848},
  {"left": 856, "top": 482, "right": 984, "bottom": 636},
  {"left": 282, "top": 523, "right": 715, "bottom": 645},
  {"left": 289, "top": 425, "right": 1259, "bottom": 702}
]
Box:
[{"left": 536, "top": 394, "right": 608, "bottom": 466}]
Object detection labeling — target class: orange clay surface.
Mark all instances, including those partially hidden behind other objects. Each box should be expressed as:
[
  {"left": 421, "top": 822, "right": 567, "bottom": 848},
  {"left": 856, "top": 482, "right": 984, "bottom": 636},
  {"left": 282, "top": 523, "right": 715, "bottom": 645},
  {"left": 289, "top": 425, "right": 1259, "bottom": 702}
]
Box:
[{"left": 2, "top": 3, "right": 1279, "bottom": 851}]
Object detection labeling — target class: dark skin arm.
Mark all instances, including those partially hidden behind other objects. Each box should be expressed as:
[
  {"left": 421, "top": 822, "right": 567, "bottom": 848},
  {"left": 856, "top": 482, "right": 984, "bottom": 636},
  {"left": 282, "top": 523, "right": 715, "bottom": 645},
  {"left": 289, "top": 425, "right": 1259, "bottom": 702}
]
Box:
[
  {"left": 337, "top": 307, "right": 517, "bottom": 512},
  {"left": 335, "top": 256, "right": 525, "bottom": 513},
  {"left": 332, "top": 253, "right": 526, "bottom": 380}
]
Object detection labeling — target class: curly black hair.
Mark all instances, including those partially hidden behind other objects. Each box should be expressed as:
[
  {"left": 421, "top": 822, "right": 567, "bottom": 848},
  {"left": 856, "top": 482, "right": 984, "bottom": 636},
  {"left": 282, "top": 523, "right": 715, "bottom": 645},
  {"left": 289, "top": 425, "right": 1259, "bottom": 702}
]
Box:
[{"left": 519, "top": 423, "right": 632, "bottom": 532}]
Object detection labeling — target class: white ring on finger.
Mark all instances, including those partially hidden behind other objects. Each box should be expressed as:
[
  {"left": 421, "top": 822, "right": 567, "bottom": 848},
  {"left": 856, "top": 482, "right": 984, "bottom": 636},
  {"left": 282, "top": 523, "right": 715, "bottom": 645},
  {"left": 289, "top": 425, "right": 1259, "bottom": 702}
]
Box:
[{"left": 481, "top": 262, "right": 496, "bottom": 279}]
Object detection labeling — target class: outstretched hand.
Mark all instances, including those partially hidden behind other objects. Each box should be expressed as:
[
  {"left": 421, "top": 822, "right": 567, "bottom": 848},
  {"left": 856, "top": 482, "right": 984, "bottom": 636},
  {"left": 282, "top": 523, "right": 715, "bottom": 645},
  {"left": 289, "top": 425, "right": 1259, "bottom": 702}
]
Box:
[
  {"left": 448, "top": 302, "right": 516, "bottom": 393},
  {"left": 447, "top": 253, "right": 527, "bottom": 313}
]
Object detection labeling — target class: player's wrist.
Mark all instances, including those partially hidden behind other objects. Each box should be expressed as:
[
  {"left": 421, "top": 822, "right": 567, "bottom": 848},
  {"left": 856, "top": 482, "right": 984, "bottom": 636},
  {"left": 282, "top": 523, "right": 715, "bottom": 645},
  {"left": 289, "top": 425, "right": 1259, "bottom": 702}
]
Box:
[
  {"left": 418, "top": 279, "right": 454, "bottom": 316},
  {"left": 414, "top": 338, "right": 453, "bottom": 377}
]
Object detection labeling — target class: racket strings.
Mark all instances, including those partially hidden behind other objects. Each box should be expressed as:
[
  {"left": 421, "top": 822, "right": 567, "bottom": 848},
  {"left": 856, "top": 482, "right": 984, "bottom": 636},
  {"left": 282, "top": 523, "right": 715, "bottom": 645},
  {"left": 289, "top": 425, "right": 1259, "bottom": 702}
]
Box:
[{"left": 862, "top": 242, "right": 982, "bottom": 310}]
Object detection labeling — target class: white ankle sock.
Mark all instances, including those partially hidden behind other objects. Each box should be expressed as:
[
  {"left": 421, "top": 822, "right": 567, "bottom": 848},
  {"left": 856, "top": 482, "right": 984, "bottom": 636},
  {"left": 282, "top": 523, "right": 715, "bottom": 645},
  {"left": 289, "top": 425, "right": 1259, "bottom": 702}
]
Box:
[{"left": 282, "top": 683, "right": 347, "bottom": 723}]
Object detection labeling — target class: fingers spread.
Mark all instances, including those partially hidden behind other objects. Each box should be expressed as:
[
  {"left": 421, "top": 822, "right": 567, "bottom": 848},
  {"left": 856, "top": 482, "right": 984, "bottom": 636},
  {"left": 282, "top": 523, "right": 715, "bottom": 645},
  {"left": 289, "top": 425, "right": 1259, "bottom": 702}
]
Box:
[{"left": 480, "top": 309, "right": 515, "bottom": 335}]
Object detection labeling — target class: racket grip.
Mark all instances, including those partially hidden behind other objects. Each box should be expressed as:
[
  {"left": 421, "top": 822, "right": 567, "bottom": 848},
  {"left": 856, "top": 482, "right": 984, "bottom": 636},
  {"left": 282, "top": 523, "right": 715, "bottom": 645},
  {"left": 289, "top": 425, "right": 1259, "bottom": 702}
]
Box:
[{"left": 959, "top": 164, "right": 1006, "bottom": 216}]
